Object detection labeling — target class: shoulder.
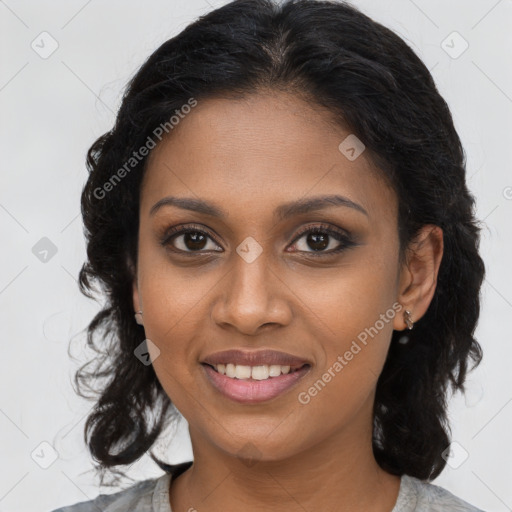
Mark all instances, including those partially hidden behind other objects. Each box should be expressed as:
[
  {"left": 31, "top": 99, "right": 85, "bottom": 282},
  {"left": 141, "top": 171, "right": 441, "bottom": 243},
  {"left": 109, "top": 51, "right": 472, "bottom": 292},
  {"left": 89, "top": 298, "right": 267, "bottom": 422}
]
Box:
[
  {"left": 48, "top": 473, "right": 171, "bottom": 512},
  {"left": 397, "top": 474, "right": 486, "bottom": 512}
]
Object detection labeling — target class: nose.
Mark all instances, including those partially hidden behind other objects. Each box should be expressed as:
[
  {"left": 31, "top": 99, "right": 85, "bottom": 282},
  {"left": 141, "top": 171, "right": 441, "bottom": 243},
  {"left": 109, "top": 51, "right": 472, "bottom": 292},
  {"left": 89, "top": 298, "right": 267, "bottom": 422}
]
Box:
[{"left": 210, "top": 247, "right": 293, "bottom": 336}]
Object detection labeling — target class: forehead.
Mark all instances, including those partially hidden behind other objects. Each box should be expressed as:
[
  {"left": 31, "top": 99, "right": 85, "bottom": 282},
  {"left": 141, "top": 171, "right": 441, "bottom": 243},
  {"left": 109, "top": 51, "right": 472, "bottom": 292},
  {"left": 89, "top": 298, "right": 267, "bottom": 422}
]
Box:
[{"left": 141, "top": 91, "right": 396, "bottom": 223}]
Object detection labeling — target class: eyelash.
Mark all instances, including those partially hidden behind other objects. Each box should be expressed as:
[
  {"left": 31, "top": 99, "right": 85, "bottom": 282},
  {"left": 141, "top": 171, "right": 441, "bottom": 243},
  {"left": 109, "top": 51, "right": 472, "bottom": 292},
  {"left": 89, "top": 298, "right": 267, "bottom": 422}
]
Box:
[{"left": 160, "top": 222, "right": 356, "bottom": 257}]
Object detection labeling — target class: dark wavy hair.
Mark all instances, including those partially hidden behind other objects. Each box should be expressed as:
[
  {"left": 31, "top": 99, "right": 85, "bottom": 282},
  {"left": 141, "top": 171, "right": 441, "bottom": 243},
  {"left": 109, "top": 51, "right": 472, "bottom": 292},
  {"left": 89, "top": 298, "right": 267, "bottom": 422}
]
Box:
[{"left": 75, "top": 0, "right": 485, "bottom": 486}]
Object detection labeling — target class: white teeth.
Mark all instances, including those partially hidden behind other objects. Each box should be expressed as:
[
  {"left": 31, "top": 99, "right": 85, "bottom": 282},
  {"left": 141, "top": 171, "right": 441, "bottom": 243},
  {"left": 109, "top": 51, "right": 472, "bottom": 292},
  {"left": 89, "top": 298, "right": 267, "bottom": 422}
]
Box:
[
  {"left": 211, "top": 363, "right": 296, "bottom": 380},
  {"left": 226, "top": 363, "right": 236, "bottom": 378},
  {"left": 269, "top": 365, "right": 282, "bottom": 377},
  {"left": 235, "top": 365, "right": 252, "bottom": 379},
  {"left": 251, "top": 365, "right": 269, "bottom": 380}
]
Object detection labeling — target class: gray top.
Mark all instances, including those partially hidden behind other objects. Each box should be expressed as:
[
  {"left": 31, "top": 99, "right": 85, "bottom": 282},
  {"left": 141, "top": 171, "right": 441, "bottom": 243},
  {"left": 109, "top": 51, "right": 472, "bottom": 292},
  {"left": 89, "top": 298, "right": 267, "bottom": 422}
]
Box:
[{"left": 49, "top": 461, "right": 485, "bottom": 512}]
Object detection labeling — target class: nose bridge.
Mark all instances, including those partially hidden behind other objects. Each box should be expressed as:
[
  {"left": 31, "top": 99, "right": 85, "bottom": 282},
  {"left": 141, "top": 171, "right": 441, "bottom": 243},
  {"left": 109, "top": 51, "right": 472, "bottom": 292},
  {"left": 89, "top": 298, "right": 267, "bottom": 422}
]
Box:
[
  {"left": 232, "top": 244, "right": 271, "bottom": 301},
  {"left": 212, "top": 239, "right": 291, "bottom": 333}
]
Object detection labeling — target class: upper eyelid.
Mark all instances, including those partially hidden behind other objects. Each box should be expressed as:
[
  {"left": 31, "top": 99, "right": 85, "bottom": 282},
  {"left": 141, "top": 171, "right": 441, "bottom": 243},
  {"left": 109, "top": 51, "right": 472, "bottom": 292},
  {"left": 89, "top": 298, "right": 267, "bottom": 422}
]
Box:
[{"left": 291, "top": 223, "right": 350, "bottom": 240}]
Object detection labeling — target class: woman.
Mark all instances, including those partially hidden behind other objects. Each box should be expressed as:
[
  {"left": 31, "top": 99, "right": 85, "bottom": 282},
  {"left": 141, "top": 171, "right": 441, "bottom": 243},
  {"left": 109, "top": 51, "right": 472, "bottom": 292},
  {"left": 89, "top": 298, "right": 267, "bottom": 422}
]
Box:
[{"left": 51, "top": 0, "right": 486, "bottom": 510}]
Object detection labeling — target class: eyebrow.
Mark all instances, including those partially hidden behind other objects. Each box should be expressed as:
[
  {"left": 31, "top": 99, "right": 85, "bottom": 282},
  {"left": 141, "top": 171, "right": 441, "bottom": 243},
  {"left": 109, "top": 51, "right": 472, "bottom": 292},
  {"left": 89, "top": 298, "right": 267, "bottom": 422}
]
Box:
[{"left": 149, "top": 194, "right": 369, "bottom": 219}]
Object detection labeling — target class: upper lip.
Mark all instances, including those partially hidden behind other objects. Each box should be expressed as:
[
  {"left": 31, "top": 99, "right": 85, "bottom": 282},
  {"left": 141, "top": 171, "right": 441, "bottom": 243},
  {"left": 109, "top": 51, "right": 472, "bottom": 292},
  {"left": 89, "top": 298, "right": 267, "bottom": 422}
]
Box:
[{"left": 202, "top": 349, "right": 311, "bottom": 369}]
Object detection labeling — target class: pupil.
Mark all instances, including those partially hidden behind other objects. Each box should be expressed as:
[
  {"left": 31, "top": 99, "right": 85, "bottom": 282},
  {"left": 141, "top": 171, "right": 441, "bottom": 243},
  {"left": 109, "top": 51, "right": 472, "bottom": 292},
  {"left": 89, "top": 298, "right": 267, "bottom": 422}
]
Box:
[
  {"left": 185, "top": 232, "right": 207, "bottom": 250},
  {"left": 308, "top": 233, "right": 328, "bottom": 251}
]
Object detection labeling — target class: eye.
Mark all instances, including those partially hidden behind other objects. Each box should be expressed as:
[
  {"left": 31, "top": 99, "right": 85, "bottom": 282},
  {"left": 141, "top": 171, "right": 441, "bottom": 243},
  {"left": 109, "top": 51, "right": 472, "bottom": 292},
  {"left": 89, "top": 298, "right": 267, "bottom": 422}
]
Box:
[
  {"left": 160, "top": 224, "right": 222, "bottom": 253},
  {"left": 160, "top": 222, "right": 356, "bottom": 257},
  {"left": 288, "top": 224, "right": 356, "bottom": 256}
]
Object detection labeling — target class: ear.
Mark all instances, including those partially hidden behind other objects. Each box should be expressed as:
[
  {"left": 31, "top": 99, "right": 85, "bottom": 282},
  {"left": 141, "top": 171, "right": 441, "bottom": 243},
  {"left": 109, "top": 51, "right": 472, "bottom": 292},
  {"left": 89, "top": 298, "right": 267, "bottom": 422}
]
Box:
[{"left": 393, "top": 224, "right": 444, "bottom": 331}]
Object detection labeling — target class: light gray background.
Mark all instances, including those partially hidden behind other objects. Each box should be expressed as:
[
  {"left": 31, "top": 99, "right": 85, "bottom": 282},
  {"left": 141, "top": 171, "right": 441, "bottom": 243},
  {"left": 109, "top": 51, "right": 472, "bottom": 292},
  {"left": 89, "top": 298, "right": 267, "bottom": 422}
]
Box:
[{"left": 1, "top": 1, "right": 511, "bottom": 511}]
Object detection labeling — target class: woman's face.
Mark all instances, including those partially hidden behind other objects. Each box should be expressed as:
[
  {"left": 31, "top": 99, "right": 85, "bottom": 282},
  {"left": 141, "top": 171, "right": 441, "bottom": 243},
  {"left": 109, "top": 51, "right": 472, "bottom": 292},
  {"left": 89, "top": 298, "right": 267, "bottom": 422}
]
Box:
[{"left": 134, "top": 90, "right": 409, "bottom": 463}]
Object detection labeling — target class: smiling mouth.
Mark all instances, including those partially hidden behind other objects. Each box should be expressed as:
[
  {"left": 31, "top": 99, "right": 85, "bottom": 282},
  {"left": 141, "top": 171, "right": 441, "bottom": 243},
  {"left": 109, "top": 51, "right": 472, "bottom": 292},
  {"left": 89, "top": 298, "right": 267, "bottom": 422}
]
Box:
[
  {"left": 202, "top": 362, "right": 310, "bottom": 381},
  {"left": 201, "top": 361, "right": 312, "bottom": 404}
]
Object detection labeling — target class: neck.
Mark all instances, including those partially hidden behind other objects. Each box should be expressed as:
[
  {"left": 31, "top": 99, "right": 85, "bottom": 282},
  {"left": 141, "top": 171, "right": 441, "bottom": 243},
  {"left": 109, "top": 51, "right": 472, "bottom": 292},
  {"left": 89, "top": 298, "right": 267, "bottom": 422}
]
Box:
[{"left": 170, "top": 409, "right": 401, "bottom": 512}]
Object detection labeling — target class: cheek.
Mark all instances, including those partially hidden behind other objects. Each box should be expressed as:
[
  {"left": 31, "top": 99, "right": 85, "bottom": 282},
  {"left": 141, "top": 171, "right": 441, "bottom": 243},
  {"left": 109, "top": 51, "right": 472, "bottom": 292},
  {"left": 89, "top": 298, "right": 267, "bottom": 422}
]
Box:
[
  {"left": 291, "top": 249, "right": 399, "bottom": 391},
  {"left": 135, "top": 242, "right": 215, "bottom": 405},
  {"left": 293, "top": 250, "right": 398, "bottom": 341},
  {"left": 136, "top": 235, "right": 219, "bottom": 345},
  {"left": 291, "top": 289, "right": 397, "bottom": 450}
]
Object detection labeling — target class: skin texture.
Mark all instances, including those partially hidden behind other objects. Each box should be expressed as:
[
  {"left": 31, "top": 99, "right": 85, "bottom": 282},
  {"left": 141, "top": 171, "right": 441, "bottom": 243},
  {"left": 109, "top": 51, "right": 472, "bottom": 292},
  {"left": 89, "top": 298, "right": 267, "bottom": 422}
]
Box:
[{"left": 132, "top": 90, "right": 443, "bottom": 512}]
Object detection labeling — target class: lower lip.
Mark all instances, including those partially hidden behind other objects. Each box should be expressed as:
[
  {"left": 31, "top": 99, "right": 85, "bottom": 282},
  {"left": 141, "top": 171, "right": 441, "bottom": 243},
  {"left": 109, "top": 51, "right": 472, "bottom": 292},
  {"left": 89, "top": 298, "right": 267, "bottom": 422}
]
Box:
[{"left": 202, "top": 364, "right": 311, "bottom": 404}]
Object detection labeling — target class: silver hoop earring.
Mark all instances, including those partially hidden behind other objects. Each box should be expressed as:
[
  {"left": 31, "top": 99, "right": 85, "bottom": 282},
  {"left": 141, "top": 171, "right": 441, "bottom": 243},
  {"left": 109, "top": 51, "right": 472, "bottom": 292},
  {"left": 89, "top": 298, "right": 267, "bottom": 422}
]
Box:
[{"left": 403, "top": 310, "right": 414, "bottom": 330}]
